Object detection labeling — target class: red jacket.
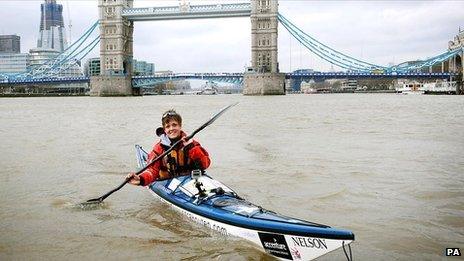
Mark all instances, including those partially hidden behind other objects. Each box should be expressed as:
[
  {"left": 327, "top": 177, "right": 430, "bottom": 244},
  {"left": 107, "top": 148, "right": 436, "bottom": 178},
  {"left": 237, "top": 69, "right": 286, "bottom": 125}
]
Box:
[{"left": 139, "top": 132, "right": 211, "bottom": 186}]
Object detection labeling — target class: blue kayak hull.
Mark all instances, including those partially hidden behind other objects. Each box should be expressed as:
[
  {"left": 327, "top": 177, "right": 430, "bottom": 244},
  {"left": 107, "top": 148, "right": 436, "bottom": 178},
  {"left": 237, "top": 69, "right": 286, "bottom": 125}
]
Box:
[{"left": 136, "top": 145, "right": 354, "bottom": 260}]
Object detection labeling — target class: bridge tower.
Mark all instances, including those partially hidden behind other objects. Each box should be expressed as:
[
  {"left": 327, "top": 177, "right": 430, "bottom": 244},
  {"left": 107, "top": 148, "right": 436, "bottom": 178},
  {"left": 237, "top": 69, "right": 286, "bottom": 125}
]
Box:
[
  {"left": 243, "top": 0, "right": 285, "bottom": 95},
  {"left": 448, "top": 29, "right": 463, "bottom": 94},
  {"left": 90, "top": 0, "right": 135, "bottom": 96}
]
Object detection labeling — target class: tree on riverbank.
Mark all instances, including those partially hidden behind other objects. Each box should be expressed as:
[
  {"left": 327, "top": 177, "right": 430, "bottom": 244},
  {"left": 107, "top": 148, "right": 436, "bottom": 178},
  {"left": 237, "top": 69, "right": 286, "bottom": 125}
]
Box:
[
  {"left": 456, "top": 71, "right": 463, "bottom": 94},
  {"left": 357, "top": 78, "right": 395, "bottom": 90}
]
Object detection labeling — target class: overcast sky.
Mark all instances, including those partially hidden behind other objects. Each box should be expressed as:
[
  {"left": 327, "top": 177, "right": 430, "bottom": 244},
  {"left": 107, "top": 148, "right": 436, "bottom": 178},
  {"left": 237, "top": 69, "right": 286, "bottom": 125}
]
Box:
[{"left": 0, "top": 0, "right": 462, "bottom": 72}]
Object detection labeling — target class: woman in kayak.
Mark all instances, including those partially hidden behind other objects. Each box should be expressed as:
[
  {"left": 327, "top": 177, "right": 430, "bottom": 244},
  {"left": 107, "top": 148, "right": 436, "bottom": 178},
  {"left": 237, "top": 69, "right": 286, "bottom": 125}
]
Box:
[{"left": 126, "top": 109, "right": 211, "bottom": 186}]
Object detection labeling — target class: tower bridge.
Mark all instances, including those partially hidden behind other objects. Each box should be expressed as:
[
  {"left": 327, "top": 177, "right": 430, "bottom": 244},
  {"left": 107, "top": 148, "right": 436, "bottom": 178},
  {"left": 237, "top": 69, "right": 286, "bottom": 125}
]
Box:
[
  {"left": 91, "top": 0, "right": 284, "bottom": 96},
  {"left": 89, "top": 0, "right": 463, "bottom": 96},
  {"left": 1, "top": 0, "right": 462, "bottom": 95}
]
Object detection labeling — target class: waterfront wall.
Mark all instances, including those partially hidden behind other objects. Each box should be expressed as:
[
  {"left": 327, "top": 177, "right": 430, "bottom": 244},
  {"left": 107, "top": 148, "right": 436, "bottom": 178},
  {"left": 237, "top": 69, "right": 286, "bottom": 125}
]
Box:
[
  {"left": 243, "top": 73, "right": 285, "bottom": 95},
  {"left": 90, "top": 75, "right": 137, "bottom": 96}
]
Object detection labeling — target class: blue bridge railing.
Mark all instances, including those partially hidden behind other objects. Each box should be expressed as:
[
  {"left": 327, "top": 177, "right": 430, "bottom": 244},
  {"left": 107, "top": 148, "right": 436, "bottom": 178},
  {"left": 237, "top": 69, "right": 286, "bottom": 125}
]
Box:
[{"left": 0, "top": 72, "right": 455, "bottom": 87}]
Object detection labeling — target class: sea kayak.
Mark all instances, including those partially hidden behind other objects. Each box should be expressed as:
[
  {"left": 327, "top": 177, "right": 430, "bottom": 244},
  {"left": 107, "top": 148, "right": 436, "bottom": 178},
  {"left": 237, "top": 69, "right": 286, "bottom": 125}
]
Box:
[{"left": 135, "top": 145, "right": 354, "bottom": 260}]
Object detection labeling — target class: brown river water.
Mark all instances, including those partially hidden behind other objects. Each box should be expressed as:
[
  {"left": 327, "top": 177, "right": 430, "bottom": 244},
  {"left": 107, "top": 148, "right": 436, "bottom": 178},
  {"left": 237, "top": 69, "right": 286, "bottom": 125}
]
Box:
[{"left": 0, "top": 94, "right": 463, "bottom": 260}]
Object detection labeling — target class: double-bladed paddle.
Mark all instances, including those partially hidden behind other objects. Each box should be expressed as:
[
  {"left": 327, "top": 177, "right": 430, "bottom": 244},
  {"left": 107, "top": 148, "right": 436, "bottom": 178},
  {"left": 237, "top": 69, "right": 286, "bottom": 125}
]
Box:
[{"left": 82, "top": 102, "right": 238, "bottom": 205}]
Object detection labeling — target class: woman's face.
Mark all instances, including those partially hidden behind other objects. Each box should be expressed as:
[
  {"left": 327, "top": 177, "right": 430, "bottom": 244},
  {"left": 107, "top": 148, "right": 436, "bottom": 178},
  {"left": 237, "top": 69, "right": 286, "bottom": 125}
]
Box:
[{"left": 164, "top": 119, "right": 182, "bottom": 139}]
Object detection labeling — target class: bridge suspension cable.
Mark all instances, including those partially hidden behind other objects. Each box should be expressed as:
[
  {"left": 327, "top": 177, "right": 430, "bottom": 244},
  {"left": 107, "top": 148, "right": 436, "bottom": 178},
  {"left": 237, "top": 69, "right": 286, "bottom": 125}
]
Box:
[
  {"left": 278, "top": 13, "right": 462, "bottom": 73},
  {"left": 395, "top": 49, "right": 461, "bottom": 72},
  {"left": 278, "top": 13, "right": 384, "bottom": 72},
  {"left": 29, "top": 21, "right": 99, "bottom": 78},
  {"left": 5, "top": 21, "right": 100, "bottom": 82},
  {"left": 38, "top": 36, "right": 100, "bottom": 79}
]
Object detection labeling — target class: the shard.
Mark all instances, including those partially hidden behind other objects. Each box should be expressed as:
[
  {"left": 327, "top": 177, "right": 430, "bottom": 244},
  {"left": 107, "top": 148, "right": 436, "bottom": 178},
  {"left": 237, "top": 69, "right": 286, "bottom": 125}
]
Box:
[
  {"left": 30, "top": 0, "right": 84, "bottom": 81},
  {"left": 37, "top": 0, "right": 67, "bottom": 52}
]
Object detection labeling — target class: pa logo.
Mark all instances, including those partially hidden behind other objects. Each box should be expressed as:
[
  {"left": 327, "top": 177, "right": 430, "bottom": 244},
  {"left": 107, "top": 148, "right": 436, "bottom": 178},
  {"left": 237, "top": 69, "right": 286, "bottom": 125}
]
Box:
[{"left": 446, "top": 248, "right": 461, "bottom": 256}]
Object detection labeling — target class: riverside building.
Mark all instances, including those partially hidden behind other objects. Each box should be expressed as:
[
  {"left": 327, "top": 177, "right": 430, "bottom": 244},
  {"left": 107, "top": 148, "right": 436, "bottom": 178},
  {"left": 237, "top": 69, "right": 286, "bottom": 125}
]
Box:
[
  {"left": 0, "top": 35, "right": 21, "bottom": 53},
  {"left": 84, "top": 58, "right": 101, "bottom": 77},
  {"left": 84, "top": 58, "right": 154, "bottom": 77},
  {"left": 0, "top": 35, "right": 29, "bottom": 75},
  {"left": 0, "top": 53, "right": 30, "bottom": 74},
  {"left": 133, "top": 59, "right": 155, "bottom": 76}
]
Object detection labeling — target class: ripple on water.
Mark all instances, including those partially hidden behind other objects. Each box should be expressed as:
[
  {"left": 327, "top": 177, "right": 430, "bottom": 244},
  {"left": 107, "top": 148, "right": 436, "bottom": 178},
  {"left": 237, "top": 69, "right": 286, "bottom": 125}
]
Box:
[
  {"left": 311, "top": 188, "right": 347, "bottom": 201},
  {"left": 413, "top": 190, "right": 464, "bottom": 201},
  {"left": 146, "top": 208, "right": 211, "bottom": 238},
  {"left": 51, "top": 198, "right": 110, "bottom": 211}
]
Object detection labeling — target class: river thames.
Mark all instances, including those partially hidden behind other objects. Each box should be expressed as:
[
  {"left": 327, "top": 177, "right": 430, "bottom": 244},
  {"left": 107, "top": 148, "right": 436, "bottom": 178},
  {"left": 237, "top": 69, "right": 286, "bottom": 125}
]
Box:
[{"left": 0, "top": 93, "right": 463, "bottom": 260}]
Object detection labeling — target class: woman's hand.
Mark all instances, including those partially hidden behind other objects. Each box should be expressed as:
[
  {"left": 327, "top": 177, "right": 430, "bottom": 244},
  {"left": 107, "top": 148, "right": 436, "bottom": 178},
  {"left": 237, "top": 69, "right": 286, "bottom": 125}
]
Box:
[{"left": 126, "top": 172, "right": 141, "bottom": 185}]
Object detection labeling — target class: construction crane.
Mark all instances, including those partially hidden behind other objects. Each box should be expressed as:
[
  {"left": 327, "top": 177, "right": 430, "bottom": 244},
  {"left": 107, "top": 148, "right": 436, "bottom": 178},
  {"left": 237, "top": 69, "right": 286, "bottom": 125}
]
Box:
[{"left": 66, "top": 0, "right": 72, "bottom": 44}]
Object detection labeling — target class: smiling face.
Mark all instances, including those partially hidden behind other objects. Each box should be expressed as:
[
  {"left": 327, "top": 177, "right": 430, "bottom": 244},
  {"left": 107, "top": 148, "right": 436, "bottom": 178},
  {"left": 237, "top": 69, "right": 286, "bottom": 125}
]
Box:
[{"left": 163, "top": 119, "right": 182, "bottom": 139}]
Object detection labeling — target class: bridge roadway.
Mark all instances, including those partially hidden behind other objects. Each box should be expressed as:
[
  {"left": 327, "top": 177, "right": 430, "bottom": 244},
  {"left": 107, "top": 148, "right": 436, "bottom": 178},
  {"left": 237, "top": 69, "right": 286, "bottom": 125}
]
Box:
[{"left": 0, "top": 72, "right": 454, "bottom": 87}]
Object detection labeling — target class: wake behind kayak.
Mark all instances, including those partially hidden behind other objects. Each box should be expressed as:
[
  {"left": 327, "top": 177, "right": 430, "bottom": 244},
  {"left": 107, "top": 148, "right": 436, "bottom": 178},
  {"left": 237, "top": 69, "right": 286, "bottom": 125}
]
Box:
[{"left": 136, "top": 145, "right": 354, "bottom": 260}]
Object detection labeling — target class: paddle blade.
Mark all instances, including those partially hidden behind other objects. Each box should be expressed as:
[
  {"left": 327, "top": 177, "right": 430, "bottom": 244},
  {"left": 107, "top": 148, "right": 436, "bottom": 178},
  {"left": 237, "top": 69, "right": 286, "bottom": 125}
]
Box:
[
  {"left": 80, "top": 197, "right": 103, "bottom": 206},
  {"left": 77, "top": 197, "right": 107, "bottom": 210}
]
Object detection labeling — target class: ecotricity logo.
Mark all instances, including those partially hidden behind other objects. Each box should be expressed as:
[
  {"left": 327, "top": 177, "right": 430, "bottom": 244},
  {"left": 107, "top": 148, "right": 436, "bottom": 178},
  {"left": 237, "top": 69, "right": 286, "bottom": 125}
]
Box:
[
  {"left": 258, "top": 232, "right": 293, "bottom": 260},
  {"left": 263, "top": 238, "right": 287, "bottom": 250}
]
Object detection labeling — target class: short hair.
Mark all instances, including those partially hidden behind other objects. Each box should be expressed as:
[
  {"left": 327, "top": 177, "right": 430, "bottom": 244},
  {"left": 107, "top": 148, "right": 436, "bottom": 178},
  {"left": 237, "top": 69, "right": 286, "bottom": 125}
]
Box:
[{"left": 161, "top": 109, "right": 182, "bottom": 127}]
